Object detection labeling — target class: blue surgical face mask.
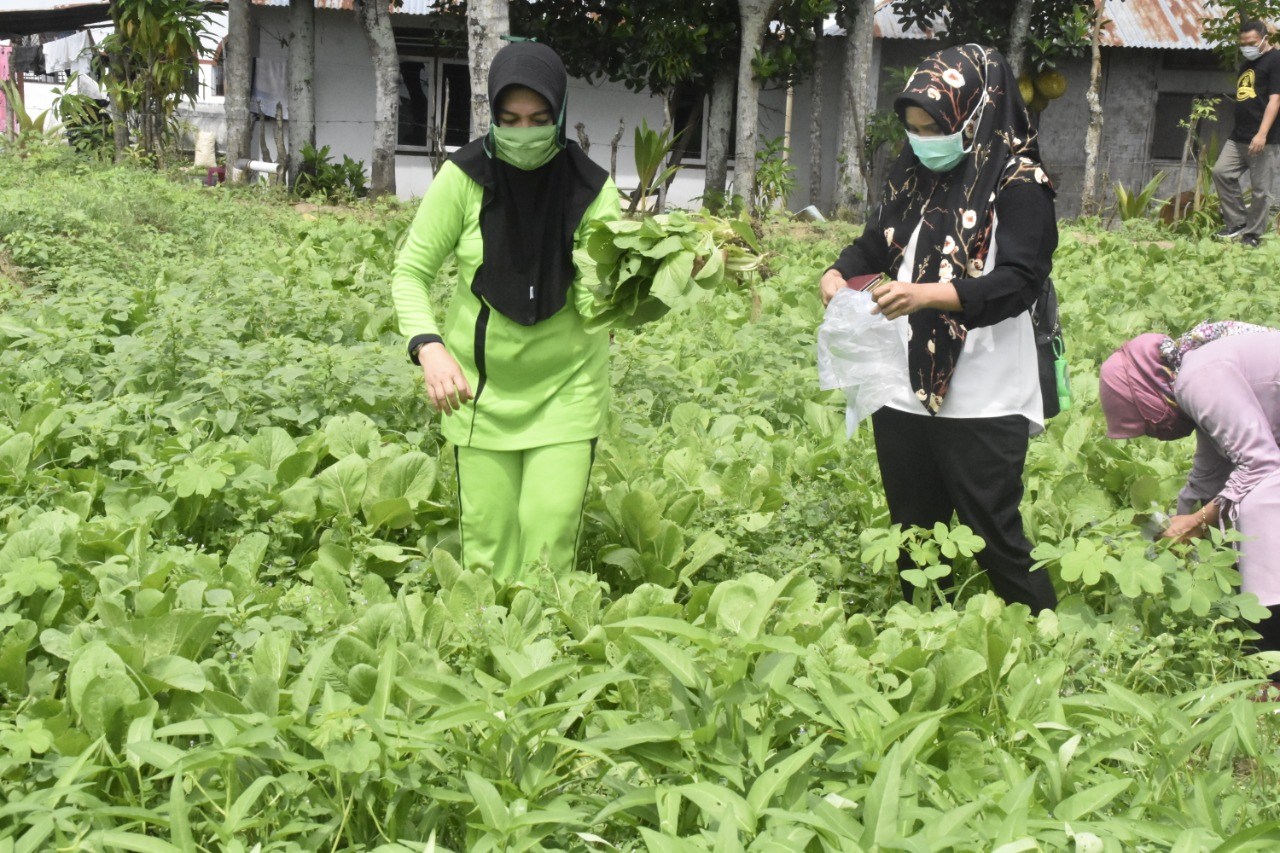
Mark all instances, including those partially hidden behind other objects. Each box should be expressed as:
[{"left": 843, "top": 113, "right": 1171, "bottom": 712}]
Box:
[
  {"left": 1242, "top": 44, "right": 1263, "bottom": 61},
  {"left": 906, "top": 95, "right": 987, "bottom": 173}
]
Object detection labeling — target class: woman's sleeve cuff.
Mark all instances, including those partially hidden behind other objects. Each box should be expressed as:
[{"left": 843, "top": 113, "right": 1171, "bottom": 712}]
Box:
[{"left": 408, "top": 334, "right": 443, "bottom": 364}]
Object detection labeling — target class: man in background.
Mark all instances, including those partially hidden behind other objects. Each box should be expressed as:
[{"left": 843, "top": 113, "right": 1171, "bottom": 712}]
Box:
[{"left": 1213, "top": 19, "right": 1280, "bottom": 249}]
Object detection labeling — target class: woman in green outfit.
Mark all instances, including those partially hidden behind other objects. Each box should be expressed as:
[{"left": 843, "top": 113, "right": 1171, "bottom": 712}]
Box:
[{"left": 391, "top": 42, "right": 621, "bottom": 580}]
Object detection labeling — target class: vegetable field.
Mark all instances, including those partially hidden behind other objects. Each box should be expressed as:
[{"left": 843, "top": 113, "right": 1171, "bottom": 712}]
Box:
[{"left": 2, "top": 152, "right": 1280, "bottom": 851}]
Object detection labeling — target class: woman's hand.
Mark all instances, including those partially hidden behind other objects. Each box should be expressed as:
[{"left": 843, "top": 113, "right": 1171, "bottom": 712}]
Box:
[
  {"left": 870, "top": 280, "right": 961, "bottom": 320},
  {"left": 419, "top": 344, "right": 473, "bottom": 415},
  {"left": 1161, "top": 500, "right": 1219, "bottom": 543},
  {"left": 1161, "top": 513, "right": 1206, "bottom": 543},
  {"left": 819, "top": 269, "right": 846, "bottom": 307}
]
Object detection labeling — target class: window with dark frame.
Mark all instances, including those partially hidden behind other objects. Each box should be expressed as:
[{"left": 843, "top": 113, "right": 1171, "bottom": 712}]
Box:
[
  {"left": 669, "top": 85, "right": 736, "bottom": 165},
  {"left": 1150, "top": 92, "right": 1231, "bottom": 161},
  {"left": 397, "top": 56, "right": 471, "bottom": 154}
]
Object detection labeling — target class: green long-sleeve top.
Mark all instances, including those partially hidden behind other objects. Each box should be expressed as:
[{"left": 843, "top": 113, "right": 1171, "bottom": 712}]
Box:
[{"left": 391, "top": 159, "right": 621, "bottom": 451}]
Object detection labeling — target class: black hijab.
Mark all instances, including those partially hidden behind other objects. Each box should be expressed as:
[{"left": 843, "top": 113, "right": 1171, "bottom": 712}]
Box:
[
  {"left": 882, "top": 44, "right": 1054, "bottom": 414},
  {"left": 449, "top": 42, "right": 608, "bottom": 327}
]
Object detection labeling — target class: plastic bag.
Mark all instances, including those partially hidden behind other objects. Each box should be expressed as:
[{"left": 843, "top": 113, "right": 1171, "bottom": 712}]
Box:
[{"left": 817, "top": 288, "right": 903, "bottom": 435}]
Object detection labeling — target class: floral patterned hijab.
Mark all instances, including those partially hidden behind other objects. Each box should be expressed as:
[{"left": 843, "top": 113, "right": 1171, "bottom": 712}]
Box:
[{"left": 883, "top": 44, "right": 1053, "bottom": 413}]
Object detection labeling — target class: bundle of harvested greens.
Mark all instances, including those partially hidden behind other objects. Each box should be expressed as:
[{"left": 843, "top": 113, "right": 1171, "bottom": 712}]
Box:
[{"left": 574, "top": 211, "right": 766, "bottom": 332}]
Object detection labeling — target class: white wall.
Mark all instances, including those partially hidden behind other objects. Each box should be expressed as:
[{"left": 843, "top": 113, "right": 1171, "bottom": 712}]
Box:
[{"left": 252, "top": 8, "right": 793, "bottom": 203}]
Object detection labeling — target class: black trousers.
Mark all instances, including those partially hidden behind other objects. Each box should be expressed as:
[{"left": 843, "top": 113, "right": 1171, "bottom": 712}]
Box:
[
  {"left": 871, "top": 407, "right": 1058, "bottom": 613},
  {"left": 1254, "top": 606, "right": 1280, "bottom": 682}
]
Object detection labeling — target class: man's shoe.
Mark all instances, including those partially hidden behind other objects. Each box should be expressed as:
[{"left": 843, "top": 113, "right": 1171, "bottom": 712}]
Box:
[
  {"left": 1241, "top": 234, "right": 1262, "bottom": 248},
  {"left": 1215, "top": 225, "right": 1245, "bottom": 240}
]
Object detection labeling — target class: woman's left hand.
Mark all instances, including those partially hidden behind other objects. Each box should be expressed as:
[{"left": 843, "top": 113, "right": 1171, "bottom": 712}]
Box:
[
  {"left": 870, "top": 280, "right": 960, "bottom": 320},
  {"left": 1161, "top": 513, "right": 1205, "bottom": 543}
]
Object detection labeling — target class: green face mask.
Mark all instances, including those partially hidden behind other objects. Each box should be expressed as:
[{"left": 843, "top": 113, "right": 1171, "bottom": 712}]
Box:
[
  {"left": 490, "top": 124, "right": 561, "bottom": 170},
  {"left": 907, "top": 130, "right": 968, "bottom": 172}
]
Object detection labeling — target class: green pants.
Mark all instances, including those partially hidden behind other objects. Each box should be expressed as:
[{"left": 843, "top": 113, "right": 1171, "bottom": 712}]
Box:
[{"left": 454, "top": 440, "right": 595, "bottom": 580}]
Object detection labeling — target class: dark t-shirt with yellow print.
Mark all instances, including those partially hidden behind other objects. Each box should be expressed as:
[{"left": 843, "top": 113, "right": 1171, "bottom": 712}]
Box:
[{"left": 1233, "top": 49, "right": 1280, "bottom": 144}]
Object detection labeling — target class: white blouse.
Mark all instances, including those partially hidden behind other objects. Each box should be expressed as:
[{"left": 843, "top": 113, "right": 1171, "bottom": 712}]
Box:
[{"left": 880, "top": 217, "right": 1044, "bottom": 436}]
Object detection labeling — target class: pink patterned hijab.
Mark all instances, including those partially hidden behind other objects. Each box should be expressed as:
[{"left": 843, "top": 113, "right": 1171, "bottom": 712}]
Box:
[{"left": 1098, "top": 333, "right": 1194, "bottom": 440}]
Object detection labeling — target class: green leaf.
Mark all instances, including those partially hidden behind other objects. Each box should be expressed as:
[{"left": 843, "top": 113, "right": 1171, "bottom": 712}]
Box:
[
  {"left": 323, "top": 412, "right": 380, "bottom": 459},
  {"left": 167, "top": 461, "right": 228, "bottom": 498},
  {"left": 170, "top": 774, "right": 194, "bottom": 850},
  {"left": 378, "top": 450, "right": 438, "bottom": 504},
  {"left": 0, "top": 432, "right": 33, "bottom": 479},
  {"left": 86, "top": 832, "right": 182, "bottom": 853},
  {"left": 141, "top": 656, "right": 207, "bottom": 693},
  {"left": 244, "top": 426, "right": 298, "bottom": 471},
  {"left": 584, "top": 721, "right": 682, "bottom": 751},
  {"left": 631, "top": 635, "right": 700, "bottom": 690},
  {"left": 366, "top": 497, "right": 414, "bottom": 531},
  {"left": 1053, "top": 778, "right": 1132, "bottom": 821},
  {"left": 650, "top": 251, "right": 697, "bottom": 310},
  {"left": 465, "top": 771, "right": 511, "bottom": 834},
  {"left": 1216, "top": 820, "right": 1280, "bottom": 852},
  {"left": 277, "top": 450, "right": 318, "bottom": 486},
  {"left": 312, "top": 543, "right": 353, "bottom": 605},
  {"left": 225, "top": 532, "right": 269, "bottom": 591},
  {"left": 317, "top": 454, "right": 369, "bottom": 516},
  {"left": 729, "top": 218, "right": 761, "bottom": 252},
  {"left": 68, "top": 641, "right": 130, "bottom": 716},
  {"left": 227, "top": 776, "right": 279, "bottom": 831},
  {"left": 746, "top": 736, "right": 825, "bottom": 817}
]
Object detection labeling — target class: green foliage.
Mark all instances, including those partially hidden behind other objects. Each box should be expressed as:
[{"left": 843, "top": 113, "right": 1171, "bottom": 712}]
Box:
[
  {"left": 889, "top": 0, "right": 1100, "bottom": 73},
  {"left": 1202, "top": 0, "right": 1280, "bottom": 67},
  {"left": 576, "top": 212, "right": 764, "bottom": 331},
  {"left": 294, "top": 143, "right": 371, "bottom": 201},
  {"left": 514, "top": 0, "right": 835, "bottom": 96},
  {"left": 2, "top": 156, "right": 1279, "bottom": 849},
  {"left": 754, "top": 135, "right": 799, "bottom": 212},
  {"left": 1113, "top": 171, "right": 1167, "bottom": 221},
  {"left": 0, "top": 81, "right": 59, "bottom": 154},
  {"left": 52, "top": 76, "right": 114, "bottom": 159},
  {"left": 627, "top": 120, "right": 683, "bottom": 214},
  {"left": 98, "top": 0, "right": 214, "bottom": 158}
]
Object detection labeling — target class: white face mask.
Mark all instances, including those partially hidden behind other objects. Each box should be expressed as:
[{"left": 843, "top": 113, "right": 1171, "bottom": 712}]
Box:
[{"left": 1242, "top": 44, "right": 1263, "bottom": 61}]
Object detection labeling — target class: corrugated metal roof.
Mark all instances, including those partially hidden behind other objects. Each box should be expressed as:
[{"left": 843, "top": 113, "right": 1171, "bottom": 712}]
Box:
[
  {"left": 1, "top": 1, "right": 107, "bottom": 10},
  {"left": 0, "top": 1, "right": 112, "bottom": 37},
  {"left": 829, "top": 0, "right": 1215, "bottom": 49},
  {"left": 1099, "top": 0, "right": 1210, "bottom": 49},
  {"left": 250, "top": 0, "right": 441, "bottom": 11}
]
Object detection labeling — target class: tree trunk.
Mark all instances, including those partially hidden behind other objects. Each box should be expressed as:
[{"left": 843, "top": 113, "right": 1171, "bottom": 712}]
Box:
[
  {"left": 225, "top": 0, "right": 253, "bottom": 183},
  {"left": 466, "top": 0, "right": 510, "bottom": 139},
  {"left": 1007, "top": 0, "right": 1035, "bottom": 79},
  {"left": 733, "top": 0, "right": 779, "bottom": 213},
  {"left": 704, "top": 63, "right": 735, "bottom": 207},
  {"left": 1079, "top": 0, "right": 1105, "bottom": 216},
  {"left": 110, "top": 99, "right": 129, "bottom": 155},
  {"left": 256, "top": 100, "right": 270, "bottom": 162},
  {"left": 808, "top": 17, "right": 825, "bottom": 210},
  {"left": 274, "top": 101, "right": 288, "bottom": 179},
  {"left": 287, "top": 0, "right": 316, "bottom": 189},
  {"left": 355, "top": 0, "right": 399, "bottom": 197},
  {"left": 609, "top": 117, "right": 625, "bottom": 181},
  {"left": 836, "top": 0, "right": 875, "bottom": 213}
]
